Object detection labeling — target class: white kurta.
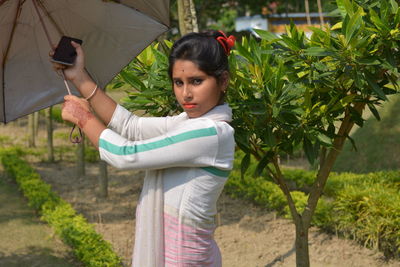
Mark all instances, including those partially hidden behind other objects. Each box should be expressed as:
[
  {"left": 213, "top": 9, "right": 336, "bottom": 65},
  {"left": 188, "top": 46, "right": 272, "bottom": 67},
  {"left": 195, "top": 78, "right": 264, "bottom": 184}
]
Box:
[{"left": 99, "top": 103, "right": 235, "bottom": 266}]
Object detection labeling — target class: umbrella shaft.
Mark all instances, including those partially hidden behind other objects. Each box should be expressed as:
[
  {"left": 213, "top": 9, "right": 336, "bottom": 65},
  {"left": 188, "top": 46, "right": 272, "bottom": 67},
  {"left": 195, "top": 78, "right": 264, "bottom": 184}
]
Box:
[{"left": 61, "top": 70, "right": 72, "bottom": 95}]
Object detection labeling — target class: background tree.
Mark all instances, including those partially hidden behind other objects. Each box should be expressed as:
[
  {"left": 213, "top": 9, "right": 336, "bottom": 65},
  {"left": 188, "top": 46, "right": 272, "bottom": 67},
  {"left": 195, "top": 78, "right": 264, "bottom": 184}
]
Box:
[
  {"left": 117, "top": 0, "right": 399, "bottom": 266},
  {"left": 190, "top": 0, "right": 335, "bottom": 32},
  {"left": 177, "top": 0, "right": 198, "bottom": 35},
  {"left": 46, "top": 107, "right": 54, "bottom": 162},
  {"left": 76, "top": 136, "right": 85, "bottom": 177},
  {"left": 228, "top": 0, "right": 400, "bottom": 265},
  {"left": 27, "top": 113, "right": 38, "bottom": 148}
]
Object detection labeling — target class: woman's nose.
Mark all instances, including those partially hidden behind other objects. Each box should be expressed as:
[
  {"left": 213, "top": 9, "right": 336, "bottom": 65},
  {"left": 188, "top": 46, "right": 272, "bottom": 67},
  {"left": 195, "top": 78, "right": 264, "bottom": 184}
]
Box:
[{"left": 183, "top": 86, "right": 193, "bottom": 100}]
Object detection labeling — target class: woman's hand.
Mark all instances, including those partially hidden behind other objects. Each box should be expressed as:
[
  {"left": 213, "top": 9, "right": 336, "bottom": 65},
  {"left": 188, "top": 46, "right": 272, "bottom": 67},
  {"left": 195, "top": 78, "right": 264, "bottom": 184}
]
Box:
[
  {"left": 62, "top": 95, "right": 94, "bottom": 128},
  {"left": 50, "top": 41, "right": 90, "bottom": 86}
]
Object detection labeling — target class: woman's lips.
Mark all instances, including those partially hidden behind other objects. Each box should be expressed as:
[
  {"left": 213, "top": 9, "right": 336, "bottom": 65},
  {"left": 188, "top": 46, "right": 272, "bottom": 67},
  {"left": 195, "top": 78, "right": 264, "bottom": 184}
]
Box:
[{"left": 183, "top": 103, "right": 197, "bottom": 109}]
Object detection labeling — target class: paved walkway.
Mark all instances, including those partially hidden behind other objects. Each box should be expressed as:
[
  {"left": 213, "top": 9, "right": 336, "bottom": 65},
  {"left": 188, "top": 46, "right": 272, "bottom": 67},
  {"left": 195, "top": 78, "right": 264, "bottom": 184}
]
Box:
[{"left": 0, "top": 172, "right": 80, "bottom": 267}]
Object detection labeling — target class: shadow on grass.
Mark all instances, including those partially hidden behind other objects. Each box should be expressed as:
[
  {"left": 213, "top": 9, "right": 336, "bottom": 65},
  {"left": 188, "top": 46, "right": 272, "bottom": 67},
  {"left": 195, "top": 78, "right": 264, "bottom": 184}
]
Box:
[
  {"left": 0, "top": 246, "right": 80, "bottom": 267},
  {"left": 334, "top": 94, "right": 400, "bottom": 173},
  {"left": 264, "top": 244, "right": 296, "bottom": 267},
  {"left": 0, "top": 175, "right": 81, "bottom": 266},
  {"left": 0, "top": 175, "right": 39, "bottom": 225}
]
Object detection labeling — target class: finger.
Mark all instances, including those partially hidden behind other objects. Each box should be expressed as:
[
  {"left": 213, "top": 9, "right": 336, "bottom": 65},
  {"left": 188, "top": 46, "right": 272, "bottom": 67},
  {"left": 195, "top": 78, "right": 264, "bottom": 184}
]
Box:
[
  {"left": 52, "top": 61, "right": 65, "bottom": 69},
  {"left": 64, "top": 95, "right": 81, "bottom": 102},
  {"left": 71, "top": 41, "right": 84, "bottom": 59},
  {"left": 49, "top": 50, "right": 54, "bottom": 57},
  {"left": 71, "top": 41, "right": 80, "bottom": 48},
  {"left": 64, "top": 95, "right": 75, "bottom": 101}
]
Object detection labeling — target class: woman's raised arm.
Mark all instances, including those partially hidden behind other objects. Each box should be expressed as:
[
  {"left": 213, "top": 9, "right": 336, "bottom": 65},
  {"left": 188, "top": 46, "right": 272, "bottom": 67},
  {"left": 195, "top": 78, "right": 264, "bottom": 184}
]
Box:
[{"left": 51, "top": 41, "right": 117, "bottom": 125}]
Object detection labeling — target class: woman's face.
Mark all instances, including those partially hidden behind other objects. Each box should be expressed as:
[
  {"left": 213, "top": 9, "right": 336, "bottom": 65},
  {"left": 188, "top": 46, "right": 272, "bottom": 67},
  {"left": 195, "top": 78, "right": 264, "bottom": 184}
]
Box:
[{"left": 172, "top": 60, "right": 227, "bottom": 118}]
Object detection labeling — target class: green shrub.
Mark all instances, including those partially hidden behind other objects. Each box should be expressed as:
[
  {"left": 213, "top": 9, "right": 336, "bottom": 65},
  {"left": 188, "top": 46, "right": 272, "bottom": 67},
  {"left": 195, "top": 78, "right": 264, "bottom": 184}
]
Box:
[
  {"left": 281, "top": 168, "right": 317, "bottom": 190},
  {"left": 227, "top": 151, "right": 400, "bottom": 258},
  {"left": 333, "top": 184, "right": 400, "bottom": 258},
  {"left": 0, "top": 135, "right": 12, "bottom": 146},
  {"left": 85, "top": 145, "right": 100, "bottom": 163},
  {"left": 51, "top": 105, "right": 64, "bottom": 123}
]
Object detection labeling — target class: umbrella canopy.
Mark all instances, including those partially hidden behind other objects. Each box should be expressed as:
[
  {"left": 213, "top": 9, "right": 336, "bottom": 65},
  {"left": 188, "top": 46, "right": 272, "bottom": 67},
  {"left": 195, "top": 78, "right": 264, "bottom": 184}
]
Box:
[{"left": 0, "top": 0, "right": 169, "bottom": 123}]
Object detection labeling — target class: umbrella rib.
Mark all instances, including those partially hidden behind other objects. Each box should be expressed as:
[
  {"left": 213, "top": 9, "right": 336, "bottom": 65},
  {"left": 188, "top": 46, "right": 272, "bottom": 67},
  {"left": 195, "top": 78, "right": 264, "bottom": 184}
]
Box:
[
  {"left": 2, "top": 0, "right": 23, "bottom": 123},
  {"left": 36, "top": 0, "right": 64, "bottom": 40},
  {"left": 32, "top": 0, "right": 54, "bottom": 47}
]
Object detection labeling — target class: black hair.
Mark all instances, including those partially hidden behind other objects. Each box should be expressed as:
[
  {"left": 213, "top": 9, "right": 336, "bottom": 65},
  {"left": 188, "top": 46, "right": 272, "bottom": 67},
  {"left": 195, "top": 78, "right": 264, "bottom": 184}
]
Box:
[{"left": 168, "top": 30, "right": 230, "bottom": 85}]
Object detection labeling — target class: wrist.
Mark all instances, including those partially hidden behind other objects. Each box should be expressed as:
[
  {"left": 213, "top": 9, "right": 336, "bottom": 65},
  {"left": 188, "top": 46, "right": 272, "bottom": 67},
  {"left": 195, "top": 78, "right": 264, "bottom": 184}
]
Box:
[{"left": 71, "top": 71, "right": 92, "bottom": 89}]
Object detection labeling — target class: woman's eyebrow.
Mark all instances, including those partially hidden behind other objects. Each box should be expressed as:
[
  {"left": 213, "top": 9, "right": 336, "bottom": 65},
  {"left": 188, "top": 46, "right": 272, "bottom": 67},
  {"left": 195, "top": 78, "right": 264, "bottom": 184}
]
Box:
[{"left": 188, "top": 75, "right": 206, "bottom": 79}]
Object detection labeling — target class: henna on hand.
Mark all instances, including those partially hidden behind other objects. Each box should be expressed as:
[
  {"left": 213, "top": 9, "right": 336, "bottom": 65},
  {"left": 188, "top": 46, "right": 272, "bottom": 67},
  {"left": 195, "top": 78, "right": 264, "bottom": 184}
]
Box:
[{"left": 63, "top": 99, "right": 95, "bottom": 128}]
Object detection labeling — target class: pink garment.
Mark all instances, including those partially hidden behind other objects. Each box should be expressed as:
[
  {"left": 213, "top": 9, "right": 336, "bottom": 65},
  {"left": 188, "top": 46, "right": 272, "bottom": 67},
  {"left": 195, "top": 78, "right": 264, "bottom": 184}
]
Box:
[{"left": 164, "top": 211, "right": 221, "bottom": 266}]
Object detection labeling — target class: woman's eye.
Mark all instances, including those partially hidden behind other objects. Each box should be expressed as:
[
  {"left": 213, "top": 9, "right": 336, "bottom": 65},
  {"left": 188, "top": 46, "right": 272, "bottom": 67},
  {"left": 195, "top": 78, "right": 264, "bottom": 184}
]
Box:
[
  {"left": 192, "top": 79, "right": 203, "bottom": 85},
  {"left": 174, "top": 80, "right": 183, "bottom": 86}
]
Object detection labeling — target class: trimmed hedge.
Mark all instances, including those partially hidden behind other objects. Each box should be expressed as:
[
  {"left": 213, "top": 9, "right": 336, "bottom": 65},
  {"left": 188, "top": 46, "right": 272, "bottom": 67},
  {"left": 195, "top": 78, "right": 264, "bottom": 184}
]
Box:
[
  {"left": 225, "top": 153, "right": 400, "bottom": 259},
  {"left": 0, "top": 148, "right": 122, "bottom": 267}
]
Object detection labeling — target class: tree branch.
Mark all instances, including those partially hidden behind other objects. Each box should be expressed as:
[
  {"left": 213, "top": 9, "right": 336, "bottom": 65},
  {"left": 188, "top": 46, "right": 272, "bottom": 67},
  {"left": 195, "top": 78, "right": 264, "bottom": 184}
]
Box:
[
  {"left": 302, "top": 102, "right": 366, "bottom": 228},
  {"left": 271, "top": 156, "right": 301, "bottom": 224}
]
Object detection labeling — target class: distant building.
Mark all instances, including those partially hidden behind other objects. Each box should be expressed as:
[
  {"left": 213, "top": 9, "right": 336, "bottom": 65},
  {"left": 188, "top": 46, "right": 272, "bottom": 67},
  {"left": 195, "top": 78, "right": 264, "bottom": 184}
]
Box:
[
  {"left": 235, "top": 12, "right": 332, "bottom": 37},
  {"left": 235, "top": 15, "right": 268, "bottom": 36}
]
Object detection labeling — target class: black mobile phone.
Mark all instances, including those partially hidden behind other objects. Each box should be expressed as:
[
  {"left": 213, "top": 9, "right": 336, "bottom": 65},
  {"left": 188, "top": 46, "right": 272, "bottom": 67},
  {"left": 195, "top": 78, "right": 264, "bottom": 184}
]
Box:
[{"left": 51, "top": 36, "right": 83, "bottom": 66}]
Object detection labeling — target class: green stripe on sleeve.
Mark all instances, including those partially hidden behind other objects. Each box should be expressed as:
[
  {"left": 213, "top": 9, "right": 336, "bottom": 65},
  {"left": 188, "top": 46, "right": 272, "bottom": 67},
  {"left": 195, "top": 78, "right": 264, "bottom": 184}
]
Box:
[
  {"left": 200, "top": 167, "right": 231, "bottom": 177},
  {"left": 99, "top": 127, "right": 218, "bottom": 156}
]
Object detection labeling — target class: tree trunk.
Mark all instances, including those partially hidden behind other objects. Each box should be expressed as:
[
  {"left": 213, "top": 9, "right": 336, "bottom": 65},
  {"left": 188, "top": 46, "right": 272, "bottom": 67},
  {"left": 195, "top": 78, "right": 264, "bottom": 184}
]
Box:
[
  {"left": 270, "top": 158, "right": 310, "bottom": 266},
  {"left": 304, "top": 0, "right": 311, "bottom": 25},
  {"left": 46, "top": 107, "right": 54, "bottom": 162},
  {"left": 189, "top": 0, "right": 198, "bottom": 33},
  {"left": 295, "top": 221, "right": 310, "bottom": 267},
  {"left": 34, "top": 111, "right": 39, "bottom": 136},
  {"left": 273, "top": 103, "right": 366, "bottom": 267},
  {"left": 76, "top": 136, "right": 85, "bottom": 177},
  {"left": 177, "top": 0, "right": 198, "bottom": 36},
  {"left": 316, "top": 0, "right": 324, "bottom": 27},
  {"left": 98, "top": 160, "right": 108, "bottom": 198},
  {"left": 28, "top": 113, "right": 35, "bottom": 147}
]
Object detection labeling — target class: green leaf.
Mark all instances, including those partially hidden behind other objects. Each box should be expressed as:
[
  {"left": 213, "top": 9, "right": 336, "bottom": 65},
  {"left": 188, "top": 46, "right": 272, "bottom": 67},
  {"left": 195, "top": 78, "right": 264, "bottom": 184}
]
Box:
[
  {"left": 280, "top": 35, "right": 301, "bottom": 51},
  {"left": 317, "top": 132, "right": 333, "bottom": 146},
  {"left": 356, "top": 58, "right": 380, "bottom": 65},
  {"left": 365, "top": 73, "right": 388, "bottom": 100},
  {"left": 264, "top": 126, "right": 276, "bottom": 147},
  {"left": 349, "top": 106, "right": 364, "bottom": 127},
  {"left": 240, "top": 153, "right": 251, "bottom": 179},
  {"left": 120, "top": 70, "right": 146, "bottom": 90},
  {"left": 235, "top": 41, "right": 254, "bottom": 63},
  {"left": 390, "top": 0, "right": 399, "bottom": 13},
  {"left": 336, "top": 0, "right": 354, "bottom": 17},
  {"left": 369, "top": 8, "right": 390, "bottom": 32},
  {"left": 304, "top": 47, "right": 334, "bottom": 57},
  {"left": 345, "top": 7, "right": 363, "bottom": 45},
  {"left": 253, "top": 29, "right": 280, "bottom": 43},
  {"left": 254, "top": 152, "right": 272, "bottom": 177},
  {"left": 235, "top": 133, "right": 251, "bottom": 154},
  {"left": 367, "top": 103, "right": 381, "bottom": 121},
  {"left": 303, "top": 137, "right": 318, "bottom": 165},
  {"left": 346, "top": 133, "right": 358, "bottom": 151}
]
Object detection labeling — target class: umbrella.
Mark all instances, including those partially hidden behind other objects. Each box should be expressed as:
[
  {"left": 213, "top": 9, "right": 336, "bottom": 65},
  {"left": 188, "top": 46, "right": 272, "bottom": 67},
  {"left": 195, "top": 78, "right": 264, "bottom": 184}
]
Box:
[{"left": 0, "top": 0, "right": 170, "bottom": 123}]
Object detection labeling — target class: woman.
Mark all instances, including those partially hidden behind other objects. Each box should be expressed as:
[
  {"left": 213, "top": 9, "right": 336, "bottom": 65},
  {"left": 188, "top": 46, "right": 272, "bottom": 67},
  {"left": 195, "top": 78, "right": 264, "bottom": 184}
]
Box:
[{"left": 55, "top": 30, "right": 235, "bottom": 266}]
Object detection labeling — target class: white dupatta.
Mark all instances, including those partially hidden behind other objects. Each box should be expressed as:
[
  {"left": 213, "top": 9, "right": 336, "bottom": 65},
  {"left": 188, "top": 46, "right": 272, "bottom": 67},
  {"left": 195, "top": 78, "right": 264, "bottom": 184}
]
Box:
[{"left": 132, "top": 103, "right": 232, "bottom": 266}]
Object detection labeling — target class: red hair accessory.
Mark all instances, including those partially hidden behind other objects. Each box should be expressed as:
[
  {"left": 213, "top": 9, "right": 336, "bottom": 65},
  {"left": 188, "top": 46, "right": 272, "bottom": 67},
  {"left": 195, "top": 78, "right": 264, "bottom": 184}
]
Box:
[{"left": 216, "top": 30, "right": 236, "bottom": 55}]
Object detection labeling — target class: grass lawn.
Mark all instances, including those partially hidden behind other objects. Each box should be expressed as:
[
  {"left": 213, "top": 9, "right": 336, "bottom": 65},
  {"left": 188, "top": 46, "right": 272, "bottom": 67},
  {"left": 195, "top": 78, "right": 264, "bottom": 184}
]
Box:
[
  {"left": 334, "top": 94, "right": 400, "bottom": 173},
  {"left": 0, "top": 172, "right": 80, "bottom": 267}
]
